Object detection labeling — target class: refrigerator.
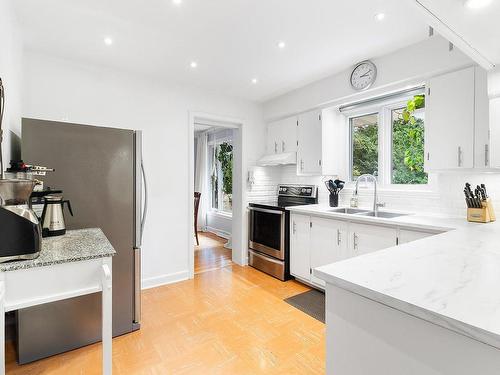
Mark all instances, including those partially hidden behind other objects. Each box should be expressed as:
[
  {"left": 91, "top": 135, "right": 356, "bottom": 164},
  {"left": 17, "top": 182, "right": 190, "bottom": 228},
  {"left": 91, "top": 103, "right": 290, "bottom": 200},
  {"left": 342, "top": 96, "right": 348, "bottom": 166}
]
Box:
[{"left": 18, "top": 118, "right": 146, "bottom": 363}]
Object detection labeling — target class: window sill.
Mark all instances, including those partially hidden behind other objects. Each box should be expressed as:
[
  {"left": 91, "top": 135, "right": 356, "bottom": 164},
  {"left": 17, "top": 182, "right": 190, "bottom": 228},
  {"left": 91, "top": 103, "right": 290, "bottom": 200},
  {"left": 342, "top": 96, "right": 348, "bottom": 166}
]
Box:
[{"left": 208, "top": 210, "right": 233, "bottom": 219}]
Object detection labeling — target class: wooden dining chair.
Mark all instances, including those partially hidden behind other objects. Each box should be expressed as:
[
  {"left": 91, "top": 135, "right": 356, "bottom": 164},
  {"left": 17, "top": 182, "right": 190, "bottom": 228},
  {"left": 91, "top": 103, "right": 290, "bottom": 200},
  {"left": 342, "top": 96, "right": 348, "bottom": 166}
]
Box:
[{"left": 194, "top": 192, "right": 201, "bottom": 246}]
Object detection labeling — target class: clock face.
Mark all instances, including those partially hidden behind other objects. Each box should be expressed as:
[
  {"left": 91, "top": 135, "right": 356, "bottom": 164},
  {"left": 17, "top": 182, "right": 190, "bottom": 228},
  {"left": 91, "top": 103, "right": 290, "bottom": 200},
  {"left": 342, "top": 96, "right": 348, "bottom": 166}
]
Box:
[{"left": 350, "top": 61, "right": 377, "bottom": 91}]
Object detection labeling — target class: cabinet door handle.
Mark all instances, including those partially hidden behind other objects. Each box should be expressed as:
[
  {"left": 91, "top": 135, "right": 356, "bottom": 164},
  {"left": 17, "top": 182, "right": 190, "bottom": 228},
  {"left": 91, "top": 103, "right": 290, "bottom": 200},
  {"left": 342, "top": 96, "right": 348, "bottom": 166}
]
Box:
[
  {"left": 337, "top": 229, "right": 341, "bottom": 246},
  {"left": 485, "top": 144, "right": 489, "bottom": 167},
  {"left": 292, "top": 221, "right": 296, "bottom": 234},
  {"left": 300, "top": 159, "right": 304, "bottom": 171},
  {"left": 458, "top": 146, "right": 462, "bottom": 167},
  {"left": 353, "top": 233, "right": 358, "bottom": 251},
  {"left": 274, "top": 142, "right": 278, "bottom": 153},
  {"left": 282, "top": 140, "right": 285, "bottom": 152}
]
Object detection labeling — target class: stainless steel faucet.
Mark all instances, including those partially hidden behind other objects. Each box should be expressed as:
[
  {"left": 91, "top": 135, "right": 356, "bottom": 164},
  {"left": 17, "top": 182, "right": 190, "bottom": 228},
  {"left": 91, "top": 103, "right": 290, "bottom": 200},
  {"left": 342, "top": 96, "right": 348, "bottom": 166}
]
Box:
[{"left": 354, "top": 174, "right": 385, "bottom": 216}]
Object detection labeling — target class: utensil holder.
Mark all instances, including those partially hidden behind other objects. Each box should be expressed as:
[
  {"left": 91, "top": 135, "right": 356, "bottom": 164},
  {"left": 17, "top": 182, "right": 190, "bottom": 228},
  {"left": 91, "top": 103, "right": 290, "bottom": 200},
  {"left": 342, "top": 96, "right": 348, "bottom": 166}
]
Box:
[
  {"left": 329, "top": 193, "right": 338, "bottom": 207},
  {"left": 467, "top": 199, "right": 496, "bottom": 223}
]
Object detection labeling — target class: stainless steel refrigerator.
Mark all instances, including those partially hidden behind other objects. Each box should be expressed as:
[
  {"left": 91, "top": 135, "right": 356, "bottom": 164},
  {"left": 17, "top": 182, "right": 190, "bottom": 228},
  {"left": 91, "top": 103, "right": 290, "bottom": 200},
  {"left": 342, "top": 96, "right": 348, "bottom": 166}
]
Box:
[{"left": 18, "top": 118, "right": 146, "bottom": 363}]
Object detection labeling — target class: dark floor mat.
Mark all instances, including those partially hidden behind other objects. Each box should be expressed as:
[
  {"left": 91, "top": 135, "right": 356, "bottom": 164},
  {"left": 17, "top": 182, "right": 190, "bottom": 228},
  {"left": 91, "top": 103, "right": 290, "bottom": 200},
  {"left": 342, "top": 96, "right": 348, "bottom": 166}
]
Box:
[{"left": 284, "top": 289, "right": 325, "bottom": 323}]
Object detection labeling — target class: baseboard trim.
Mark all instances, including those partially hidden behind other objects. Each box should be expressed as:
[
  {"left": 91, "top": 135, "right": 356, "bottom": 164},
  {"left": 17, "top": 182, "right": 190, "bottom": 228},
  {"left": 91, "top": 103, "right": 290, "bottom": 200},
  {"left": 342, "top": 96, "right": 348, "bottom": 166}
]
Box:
[
  {"left": 205, "top": 226, "right": 231, "bottom": 240},
  {"left": 141, "top": 270, "right": 189, "bottom": 290}
]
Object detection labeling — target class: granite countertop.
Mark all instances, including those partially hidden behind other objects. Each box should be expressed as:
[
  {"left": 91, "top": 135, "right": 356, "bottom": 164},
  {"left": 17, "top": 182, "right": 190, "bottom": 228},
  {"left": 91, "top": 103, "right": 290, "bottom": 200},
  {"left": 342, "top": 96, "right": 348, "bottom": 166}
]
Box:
[
  {"left": 298, "top": 204, "right": 500, "bottom": 350},
  {"left": 0, "top": 228, "right": 116, "bottom": 272}
]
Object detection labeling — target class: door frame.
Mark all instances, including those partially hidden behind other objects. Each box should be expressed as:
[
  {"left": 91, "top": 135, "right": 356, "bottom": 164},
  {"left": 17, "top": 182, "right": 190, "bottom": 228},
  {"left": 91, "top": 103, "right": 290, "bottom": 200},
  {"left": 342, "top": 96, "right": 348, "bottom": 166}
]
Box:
[{"left": 188, "top": 111, "right": 245, "bottom": 278}]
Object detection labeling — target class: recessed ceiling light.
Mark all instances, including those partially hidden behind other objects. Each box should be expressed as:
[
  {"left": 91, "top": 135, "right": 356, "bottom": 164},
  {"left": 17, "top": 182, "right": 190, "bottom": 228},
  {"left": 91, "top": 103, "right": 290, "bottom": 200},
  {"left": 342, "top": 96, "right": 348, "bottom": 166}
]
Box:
[
  {"left": 104, "top": 37, "right": 113, "bottom": 46},
  {"left": 277, "top": 41, "right": 286, "bottom": 49},
  {"left": 375, "top": 13, "right": 386, "bottom": 21},
  {"left": 172, "top": 0, "right": 182, "bottom": 5},
  {"left": 464, "top": 0, "right": 492, "bottom": 9},
  {"left": 190, "top": 61, "right": 198, "bottom": 68},
  {"left": 251, "top": 78, "right": 258, "bottom": 84}
]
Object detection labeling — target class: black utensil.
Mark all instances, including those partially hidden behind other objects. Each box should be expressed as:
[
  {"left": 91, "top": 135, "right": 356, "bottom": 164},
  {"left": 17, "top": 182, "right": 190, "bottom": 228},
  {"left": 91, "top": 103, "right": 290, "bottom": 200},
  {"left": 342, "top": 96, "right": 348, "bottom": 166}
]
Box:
[
  {"left": 328, "top": 180, "right": 337, "bottom": 193},
  {"left": 324, "top": 180, "right": 332, "bottom": 193}
]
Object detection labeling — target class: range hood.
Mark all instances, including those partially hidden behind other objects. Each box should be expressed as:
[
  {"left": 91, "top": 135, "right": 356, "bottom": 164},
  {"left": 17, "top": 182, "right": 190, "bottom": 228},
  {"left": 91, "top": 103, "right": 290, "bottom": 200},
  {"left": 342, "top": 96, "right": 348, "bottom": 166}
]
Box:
[{"left": 257, "top": 152, "right": 297, "bottom": 166}]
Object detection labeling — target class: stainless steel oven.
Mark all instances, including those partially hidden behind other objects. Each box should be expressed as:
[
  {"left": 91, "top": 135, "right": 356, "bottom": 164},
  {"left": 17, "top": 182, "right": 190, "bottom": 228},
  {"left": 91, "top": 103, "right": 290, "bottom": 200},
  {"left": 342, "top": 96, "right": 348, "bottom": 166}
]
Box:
[
  {"left": 248, "top": 184, "right": 317, "bottom": 281},
  {"left": 248, "top": 207, "right": 285, "bottom": 260}
]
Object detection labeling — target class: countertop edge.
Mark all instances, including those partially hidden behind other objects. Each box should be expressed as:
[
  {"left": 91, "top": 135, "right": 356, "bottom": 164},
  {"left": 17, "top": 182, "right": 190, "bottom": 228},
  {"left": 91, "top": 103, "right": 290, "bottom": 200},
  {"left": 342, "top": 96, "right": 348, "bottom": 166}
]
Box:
[
  {"left": 286, "top": 206, "right": 456, "bottom": 233},
  {"left": 314, "top": 267, "right": 500, "bottom": 350},
  {"left": 2, "top": 253, "right": 115, "bottom": 272}
]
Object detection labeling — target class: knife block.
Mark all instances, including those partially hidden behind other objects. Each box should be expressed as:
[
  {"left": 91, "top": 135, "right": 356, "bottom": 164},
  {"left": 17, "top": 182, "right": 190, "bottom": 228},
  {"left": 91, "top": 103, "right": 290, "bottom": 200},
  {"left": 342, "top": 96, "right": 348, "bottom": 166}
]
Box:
[
  {"left": 467, "top": 199, "right": 496, "bottom": 223},
  {"left": 486, "top": 198, "right": 496, "bottom": 222}
]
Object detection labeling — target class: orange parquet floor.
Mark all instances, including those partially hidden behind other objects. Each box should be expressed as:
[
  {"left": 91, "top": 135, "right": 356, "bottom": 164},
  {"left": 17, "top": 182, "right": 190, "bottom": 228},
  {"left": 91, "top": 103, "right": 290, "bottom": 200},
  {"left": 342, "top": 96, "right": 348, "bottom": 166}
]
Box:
[{"left": 6, "top": 233, "right": 325, "bottom": 374}]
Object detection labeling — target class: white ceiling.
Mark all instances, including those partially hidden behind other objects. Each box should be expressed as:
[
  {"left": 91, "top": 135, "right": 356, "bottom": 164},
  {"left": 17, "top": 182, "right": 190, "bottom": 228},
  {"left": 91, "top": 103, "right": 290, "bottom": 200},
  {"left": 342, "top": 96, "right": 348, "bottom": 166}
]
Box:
[
  {"left": 14, "top": 0, "right": 429, "bottom": 102},
  {"left": 416, "top": 0, "right": 500, "bottom": 67}
]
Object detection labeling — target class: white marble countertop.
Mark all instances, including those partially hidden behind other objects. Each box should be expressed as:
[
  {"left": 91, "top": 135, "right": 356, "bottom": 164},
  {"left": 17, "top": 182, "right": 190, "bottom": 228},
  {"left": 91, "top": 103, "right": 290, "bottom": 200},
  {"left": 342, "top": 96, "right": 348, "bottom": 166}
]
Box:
[
  {"left": 289, "top": 204, "right": 500, "bottom": 350},
  {"left": 287, "top": 204, "right": 466, "bottom": 232}
]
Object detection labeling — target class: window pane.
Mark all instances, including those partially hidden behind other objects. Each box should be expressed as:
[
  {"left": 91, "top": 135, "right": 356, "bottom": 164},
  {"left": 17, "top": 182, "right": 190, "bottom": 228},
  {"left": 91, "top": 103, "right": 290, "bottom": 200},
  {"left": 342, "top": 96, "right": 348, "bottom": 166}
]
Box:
[
  {"left": 217, "top": 142, "right": 233, "bottom": 213},
  {"left": 391, "top": 108, "right": 428, "bottom": 184},
  {"left": 209, "top": 145, "right": 218, "bottom": 209},
  {"left": 351, "top": 114, "right": 378, "bottom": 179}
]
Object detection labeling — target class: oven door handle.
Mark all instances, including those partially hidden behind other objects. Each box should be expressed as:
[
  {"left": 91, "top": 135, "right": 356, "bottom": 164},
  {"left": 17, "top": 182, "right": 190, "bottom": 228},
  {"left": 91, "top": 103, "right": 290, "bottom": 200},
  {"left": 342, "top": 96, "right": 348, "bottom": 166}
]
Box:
[{"left": 248, "top": 207, "right": 285, "bottom": 215}]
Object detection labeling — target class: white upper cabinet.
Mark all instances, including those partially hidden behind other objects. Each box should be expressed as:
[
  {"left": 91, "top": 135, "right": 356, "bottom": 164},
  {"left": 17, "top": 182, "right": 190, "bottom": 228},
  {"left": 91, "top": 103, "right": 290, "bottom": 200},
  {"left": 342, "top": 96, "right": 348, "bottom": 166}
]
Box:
[
  {"left": 490, "top": 97, "right": 500, "bottom": 168},
  {"left": 266, "top": 121, "right": 280, "bottom": 154},
  {"left": 425, "top": 67, "right": 475, "bottom": 170},
  {"left": 425, "top": 66, "right": 490, "bottom": 171},
  {"left": 297, "top": 110, "right": 322, "bottom": 175},
  {"left": 321, "top": 107, "right": 346, "bottom": 176},
  {"left": 266, "top": 116, "right": 297, "bottom": 155}
]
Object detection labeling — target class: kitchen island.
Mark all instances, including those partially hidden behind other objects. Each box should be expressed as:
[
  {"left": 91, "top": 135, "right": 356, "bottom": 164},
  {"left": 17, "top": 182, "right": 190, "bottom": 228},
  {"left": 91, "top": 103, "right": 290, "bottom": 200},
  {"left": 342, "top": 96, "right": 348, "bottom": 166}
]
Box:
[
  {"left": 0, "top": 228, "right": 115, "bottom": 375},
  {"left": 289, "top": 205, "right": 500, "bottom": 375}
]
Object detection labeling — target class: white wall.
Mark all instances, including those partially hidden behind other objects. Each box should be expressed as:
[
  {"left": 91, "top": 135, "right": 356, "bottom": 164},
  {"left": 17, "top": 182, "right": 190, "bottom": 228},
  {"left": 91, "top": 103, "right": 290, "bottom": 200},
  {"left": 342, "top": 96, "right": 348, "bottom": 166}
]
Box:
[
  {"left": 264, "top": 36, "right": 472, "bottom": 121},
  {"left": 0, "top": 0, "right": 23, "bottom": 165},
  {"left": 206, "top": 213, "right": 231, "bottom": 238},
  {"left": 22, "top": 50, "right": 266, "bottom": 288}
]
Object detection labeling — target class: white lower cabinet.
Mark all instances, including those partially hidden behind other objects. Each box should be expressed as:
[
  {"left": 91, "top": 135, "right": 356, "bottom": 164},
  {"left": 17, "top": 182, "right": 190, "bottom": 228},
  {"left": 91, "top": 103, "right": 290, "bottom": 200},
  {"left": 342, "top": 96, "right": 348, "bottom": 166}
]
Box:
[
  {"left": 290, "top": 214, "right": 438, "bottom": 289},
  {"left": 310, "top": 217, "right": 348, "bottom": 287},
  {"left": 349, "top": 223, "right": 398, "bottom": 256},
  {"left": 290, "top": 214, "right": 311, "bottom": 282}
]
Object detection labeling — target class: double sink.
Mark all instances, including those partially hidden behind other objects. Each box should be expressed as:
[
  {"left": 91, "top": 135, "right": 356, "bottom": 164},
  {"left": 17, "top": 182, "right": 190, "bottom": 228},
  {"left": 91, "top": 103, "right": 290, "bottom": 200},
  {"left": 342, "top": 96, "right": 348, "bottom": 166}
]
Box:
[{"left": 328, "top": 207, "right": 408, "bottom": 219}]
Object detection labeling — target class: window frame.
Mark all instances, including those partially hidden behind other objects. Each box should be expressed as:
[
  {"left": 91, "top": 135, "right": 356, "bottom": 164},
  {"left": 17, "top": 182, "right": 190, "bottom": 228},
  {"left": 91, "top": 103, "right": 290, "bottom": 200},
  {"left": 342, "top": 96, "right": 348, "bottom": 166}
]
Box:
[
  {"left": 344, "top": 93, "right": 430, "bottom": 190},
  {"left": 208, "top": 135, "right": 233, "bottom": 215}
]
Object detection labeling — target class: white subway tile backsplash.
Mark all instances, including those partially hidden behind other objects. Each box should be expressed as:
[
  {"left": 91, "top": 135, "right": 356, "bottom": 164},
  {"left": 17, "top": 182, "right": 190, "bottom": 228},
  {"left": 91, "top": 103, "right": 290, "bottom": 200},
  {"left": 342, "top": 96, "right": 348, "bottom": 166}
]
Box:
[{"left": 247, "top": 164, "right": 500, "bottom": 218}]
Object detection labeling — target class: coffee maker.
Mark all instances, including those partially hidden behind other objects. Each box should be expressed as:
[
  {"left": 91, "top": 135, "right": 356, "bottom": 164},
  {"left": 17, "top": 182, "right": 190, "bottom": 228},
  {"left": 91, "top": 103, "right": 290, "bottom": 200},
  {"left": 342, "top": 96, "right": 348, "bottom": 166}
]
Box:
[
  {"left": 0, "top": 78, "right": 42, "bottom": 262},
  {"left": 0, "top": 179, "right": 42, "bottom": 262}
]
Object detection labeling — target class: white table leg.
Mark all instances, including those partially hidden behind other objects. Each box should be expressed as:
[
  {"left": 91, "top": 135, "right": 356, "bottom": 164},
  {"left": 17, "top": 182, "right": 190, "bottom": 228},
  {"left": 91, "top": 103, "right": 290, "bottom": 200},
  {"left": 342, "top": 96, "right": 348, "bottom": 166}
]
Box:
[
  {"left": 101, "top": 260, "right": 112, "bottom": 375},
  {"left": 0, "top": 279, "right": 4, "bottom": 375}
]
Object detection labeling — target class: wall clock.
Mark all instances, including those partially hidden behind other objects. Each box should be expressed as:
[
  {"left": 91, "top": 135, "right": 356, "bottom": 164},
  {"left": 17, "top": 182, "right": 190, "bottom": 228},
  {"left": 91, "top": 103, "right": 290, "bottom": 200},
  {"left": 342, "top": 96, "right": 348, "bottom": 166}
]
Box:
[{"left": 350, "top": 60, "right": 377, "bottom": 91}]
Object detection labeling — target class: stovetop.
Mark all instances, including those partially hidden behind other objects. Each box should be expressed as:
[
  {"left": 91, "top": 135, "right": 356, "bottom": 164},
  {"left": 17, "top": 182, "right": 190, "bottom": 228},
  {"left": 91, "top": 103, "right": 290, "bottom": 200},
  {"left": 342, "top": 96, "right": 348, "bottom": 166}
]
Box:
[
  {"left": 248, "top": 201, "right": 308, "bottom": 211},
  {"left": 248, "top": 184, "right": 318, "bottom": 211}
]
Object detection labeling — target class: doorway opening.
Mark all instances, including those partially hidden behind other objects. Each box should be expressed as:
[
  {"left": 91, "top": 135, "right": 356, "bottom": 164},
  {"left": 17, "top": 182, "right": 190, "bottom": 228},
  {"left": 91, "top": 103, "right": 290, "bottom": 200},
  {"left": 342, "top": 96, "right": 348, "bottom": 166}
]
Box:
[{"left": 188, "top": 113, "right": 244, "bottom": 278}]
